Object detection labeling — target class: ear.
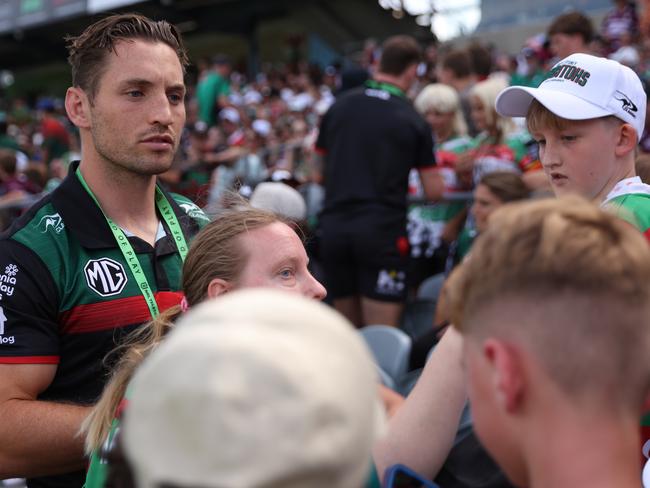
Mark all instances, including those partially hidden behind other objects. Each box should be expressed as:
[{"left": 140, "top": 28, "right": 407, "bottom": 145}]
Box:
[
  {"left": 614, "top": 123, "right": 638, "bottom": 157},
  {"left": 65, "top": 87, "right": 91, "bottom": 129},
  {"left": 483, "top": 339, "right": 525, "bottom": 414},
  {"left": 207, "top": 278, "right": 232, "bottom": 299}
]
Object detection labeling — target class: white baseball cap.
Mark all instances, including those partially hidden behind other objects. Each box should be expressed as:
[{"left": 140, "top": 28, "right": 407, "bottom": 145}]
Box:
[
  {"left": 250, "top": 181, "right": 307, "bottom": 221},
  {"left": 496, "top": 53, "right": 647, "bottom": 136},
  {"left": 123, "top": 289, "right": 385, "bottom": 488}
]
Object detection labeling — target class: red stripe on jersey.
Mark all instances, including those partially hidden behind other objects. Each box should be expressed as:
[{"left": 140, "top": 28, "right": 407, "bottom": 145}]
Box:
[
  {"left": 60, "top": 291, "right": 183, "bottom": 334},
  {"left": 313, "top": 146, "right": 327, "bottom": 155},
  {"left": 0, "top": 356, "right": 59, "bottom": 364}
]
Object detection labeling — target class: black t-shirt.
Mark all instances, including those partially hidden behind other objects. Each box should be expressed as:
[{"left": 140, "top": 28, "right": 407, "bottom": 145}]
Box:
[{"left": 316, "top": 81, "right": 435, "bottom": 230}]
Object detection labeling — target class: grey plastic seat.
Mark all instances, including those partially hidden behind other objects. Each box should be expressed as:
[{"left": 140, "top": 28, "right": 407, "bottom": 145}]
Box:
[{"left": 360, "top": 325, "right": 412, "bottom": 385}]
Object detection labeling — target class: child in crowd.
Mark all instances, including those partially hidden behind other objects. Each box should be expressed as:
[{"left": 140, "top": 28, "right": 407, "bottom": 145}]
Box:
[
  {"left": 462, "top": 77, "right": 546, "bottom": 189},
  {"left": 448, "top": 196, "right": 650, "bottom": 488},
  {"left": 496, "top": 53, "right": 650, "bottom": 236},
  {"left": 496, "top": 52, "right": 650, "bottom": 478}
]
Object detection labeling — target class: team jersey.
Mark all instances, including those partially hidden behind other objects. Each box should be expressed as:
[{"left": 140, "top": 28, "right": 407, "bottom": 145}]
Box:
[
  {"left": 0, "top": 162, "right": 208, "bottom": 488},
  {"left": 465, "top": 131, "right": 542, "bottom": 184},
  {"left": 602, "top": 176, "right": 650, "bottom": 472},
  {"left": 407, "top": 135, "right": 471, "bottom": 260},
  {"left": 602, "top": 177, "right": 650, "bottom": 241}
]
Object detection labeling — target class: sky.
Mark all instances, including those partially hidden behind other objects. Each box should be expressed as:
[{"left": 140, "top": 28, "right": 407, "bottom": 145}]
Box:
[{"left": 378, "top": 0, "right": 482, "bottom": 41}]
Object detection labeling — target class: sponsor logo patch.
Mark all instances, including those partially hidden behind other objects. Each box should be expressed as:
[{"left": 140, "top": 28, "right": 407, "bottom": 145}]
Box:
[
  {"left": 0, "top": 306, "right": 14, "bottom": 345},
  {"left": 38, "top": 213, "right": 65, "bottom": 234},
  {"left": 614, "top": 90, "right": 638, "bottom": 117},
  {"left": 0, "top": 264, "right": 18, "bottom": 301},
  {"left": 376, "top": 269, "right": 406, "bottom": 296},
  {"left": 84, "top": 258, "right": 128, "bottom": 297},
  {"left": 179, "top": 202, "right": 209, "bottom": 222}
]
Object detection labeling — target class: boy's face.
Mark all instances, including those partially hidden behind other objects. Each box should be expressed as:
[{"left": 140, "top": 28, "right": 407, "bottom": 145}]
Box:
[{"left": 531, "top": 118, "right": 622, "bottom": 201}]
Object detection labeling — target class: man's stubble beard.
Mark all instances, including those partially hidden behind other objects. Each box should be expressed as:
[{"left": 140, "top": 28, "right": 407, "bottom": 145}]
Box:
[{"left": 89, "top": 117, "right": 178, "bottom": 178}]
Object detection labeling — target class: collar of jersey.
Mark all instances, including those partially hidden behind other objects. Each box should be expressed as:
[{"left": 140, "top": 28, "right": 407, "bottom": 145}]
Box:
[
  {"left": 51, "top": 161, "right": 190, "bottom": 250},
  {"left": 365, "top": 79, "right": 406, "bottom": 98}
]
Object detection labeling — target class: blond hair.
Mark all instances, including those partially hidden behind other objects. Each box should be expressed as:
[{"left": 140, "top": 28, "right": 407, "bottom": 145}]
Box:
[
  {"left": 83, "top": 206, "right": 283, "bottom": 453},
  {"left": 471, "top": 77, "right": 516, "bottom": 143},
  {"left": 414, "top": 83, "right": 468, "bottom": 137},
  {"left": 526, "top": 99, "right": 623, "bottom": 134},
  {"left": 449, "top": 196, "right": 650, "bottom": 408}
]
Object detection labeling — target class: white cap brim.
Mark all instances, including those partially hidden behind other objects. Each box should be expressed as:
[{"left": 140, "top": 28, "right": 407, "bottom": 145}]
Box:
[{"left": 495, "top": 85, "right": 613, "bottom": 121}]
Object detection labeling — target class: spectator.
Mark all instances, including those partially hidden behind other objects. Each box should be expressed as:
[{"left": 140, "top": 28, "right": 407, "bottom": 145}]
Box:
[
  {"left": 315, "top": 35, "right": 441, "bottom": 327},
  {"left": 0, "top": 113, "right": 20, "bottom": 152},
  {"left": 602, "top": 0, "right": 639, "bottom": 53},
  {"left": 447, "top": 196, "right": 650, "bottom": 488},
  {"left": 463, "top": 77, "right": 543, "bottom": 186},
  {"left": 454, "top": 171, "right": 531, "bottom": 262},
  {"left": 496, "top": 53, "right": 650, "bottom": 235},
  {"left": 609, "top": 31, "right": 641, "bottom": 67},
  {"left": 547, "top": 11, "right": 595, "bottom": 59},
  {"left": 467, "top": 41, "right": 493, "bottom": 81},
  {"left": 497, "top": 53, "right": 650, "bottom": 468},
  {"left": 437, "top": 49, "right": 478, "bottom": 136},
  {"left": 0, "top": 14, "right": 207, "bottom": 488},
  {"left": 123, "top": 289, "right": 383, "bottom": 488},
  {"left": 36, "top": 98, "right": 70, "bottom": 165},
  {"left": 195, "top": 54, "right": 231, "bottom": 127},
  {"left": 408, "top": 83, "right": 470, "bottom": 284}
]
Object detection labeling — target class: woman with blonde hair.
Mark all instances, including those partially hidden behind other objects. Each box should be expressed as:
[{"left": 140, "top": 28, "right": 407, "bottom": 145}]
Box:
[
  {"left": 462, "top": 77, "right": 547, "bottom": 188},
  {"left": 408, "top": 83, "right": 473, "bottom": 285}
]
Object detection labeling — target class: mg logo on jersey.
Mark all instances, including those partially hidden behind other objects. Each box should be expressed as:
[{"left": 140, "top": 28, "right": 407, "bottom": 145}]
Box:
[{"left": 84, "top": 258, "right": 128, "bottom": 297}]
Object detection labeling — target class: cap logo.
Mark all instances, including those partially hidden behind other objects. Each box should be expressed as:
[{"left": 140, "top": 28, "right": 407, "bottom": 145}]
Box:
[
  {"left": 546, "top": 63, "right": 590, "bottom": 87},
  {"left": 614, "top": 90, "right": 638, "bottom": 118}
]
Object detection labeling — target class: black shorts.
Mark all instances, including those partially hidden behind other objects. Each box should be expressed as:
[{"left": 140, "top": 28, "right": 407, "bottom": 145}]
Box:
[{"left": 319, "top": 228, "right": 409, "bottom": 302}]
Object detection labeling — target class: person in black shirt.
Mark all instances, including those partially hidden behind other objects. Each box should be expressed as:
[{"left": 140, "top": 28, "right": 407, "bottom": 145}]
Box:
[{"left": 315, "top": 35, "right": 442, "bottom": 327}]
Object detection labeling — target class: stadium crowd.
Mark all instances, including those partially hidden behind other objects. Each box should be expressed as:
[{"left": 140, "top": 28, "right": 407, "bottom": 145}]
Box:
[{"left": 0, "top": 1, "right": 649, "bottom": 487}]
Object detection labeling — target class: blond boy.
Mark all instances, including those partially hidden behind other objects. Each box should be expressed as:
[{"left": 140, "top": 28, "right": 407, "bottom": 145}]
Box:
[
  {"left": 496, "top": 53, "right": 650, "bottom": 239},
  {"left": 447, "top": 197, "right": 650, "bottom": 488}
]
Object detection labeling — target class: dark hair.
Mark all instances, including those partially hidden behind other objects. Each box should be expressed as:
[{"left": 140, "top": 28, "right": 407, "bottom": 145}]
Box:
[
  {"left": 378, "top": 35, "right": 422, "bottom": 76},
  {"left": 479, "top": 171, "right": 531, "bottom": 203},
  {"left": 66, "top": 13, "right": 189, "bottom": 101},
  {"left": 0, "top": 149, "right": 16, "bottom": 175},
  {"left": 547, "top": 11, "right": 594, "bottom": 43},
  {"left": 467, "top": 42, "right": 492, "bottom": 78},
  {"left": 441, "top": 49, "right": 472, "bottom": 79}
]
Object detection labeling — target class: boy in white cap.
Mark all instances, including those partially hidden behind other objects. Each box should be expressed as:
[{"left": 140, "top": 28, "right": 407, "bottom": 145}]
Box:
[
  {"left": 496, "top": 52, "right": 650, "bottom": 483},
  {"left": 496, "top": 53, "right": 650, "bottom": 239}
]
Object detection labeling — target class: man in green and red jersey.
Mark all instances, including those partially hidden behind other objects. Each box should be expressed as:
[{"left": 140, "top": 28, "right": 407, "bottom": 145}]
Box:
[
  {"left": 0, "top": 14, "right": 206, "bottom": 488},
  {"left": 496, "top": 52, "right": 650, "bottom": 481}
]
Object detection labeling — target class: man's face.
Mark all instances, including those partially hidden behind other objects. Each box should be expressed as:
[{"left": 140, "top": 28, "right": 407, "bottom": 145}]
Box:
[
  {"left": 531, "top": 118, "right": 621, "bottom": 201},
  {"left": 236, "top": 222, "right": 327, "bottom": 300},
  {"left": 87, "top": 39, "right": 186, "bottom": 175}
]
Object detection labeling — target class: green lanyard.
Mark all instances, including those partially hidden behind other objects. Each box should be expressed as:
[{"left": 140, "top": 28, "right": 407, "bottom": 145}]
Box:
[
  {"left": 76, "top": 168, "right": 189, "bottom": 318},
  {"left": 365, "top": 79, "right": 406, "bottom": 98}
]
